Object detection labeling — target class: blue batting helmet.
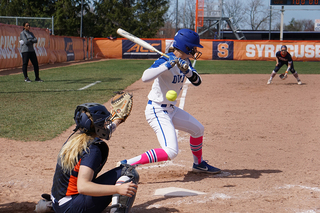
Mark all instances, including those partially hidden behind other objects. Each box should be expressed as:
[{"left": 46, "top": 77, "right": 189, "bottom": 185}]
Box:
[
  {"left": 173, "top": 29, "right": 203, "bottom": 56},
  {"left": 74, "top": 103, "right": 112, "bottom": 140}
]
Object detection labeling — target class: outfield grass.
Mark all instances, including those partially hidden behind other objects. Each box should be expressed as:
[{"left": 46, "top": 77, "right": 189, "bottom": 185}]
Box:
[
  {"left": 0, "top": 59, "right": 319, "bottom": 141},
  {"left": 196, "top": 60, "right": 320, "bottom": 74}
]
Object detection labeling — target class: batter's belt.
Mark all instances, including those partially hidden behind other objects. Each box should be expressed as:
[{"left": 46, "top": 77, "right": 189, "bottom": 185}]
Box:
[{"left": 148, "top": 100, "right": 174, "bottom": 108}]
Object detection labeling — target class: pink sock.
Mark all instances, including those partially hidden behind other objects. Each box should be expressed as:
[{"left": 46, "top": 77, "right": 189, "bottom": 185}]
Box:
[
  {"left": 131, "top": 148, "right": 169, "bottom": 166},
  {"left": 190, "top": 136, "right": 203, "bottom": 164}
]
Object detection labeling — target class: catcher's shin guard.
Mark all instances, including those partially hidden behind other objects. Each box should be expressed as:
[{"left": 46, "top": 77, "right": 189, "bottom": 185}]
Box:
[{"left": 110, "top": 164, "right": 139, "bottom": 213}]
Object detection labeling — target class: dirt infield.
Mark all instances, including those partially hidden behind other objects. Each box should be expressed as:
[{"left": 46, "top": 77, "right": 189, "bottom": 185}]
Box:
[{"left": 1, "top": 74, "right": 320, "bottom": 213}]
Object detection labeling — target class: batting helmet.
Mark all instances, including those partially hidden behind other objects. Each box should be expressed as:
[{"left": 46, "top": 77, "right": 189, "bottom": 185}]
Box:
[
  {"left": 74, "top": 103, "right": 112, "bottom": 140},
  {"left": 173, "top": 29, "right": 203, "bottom": 56}
]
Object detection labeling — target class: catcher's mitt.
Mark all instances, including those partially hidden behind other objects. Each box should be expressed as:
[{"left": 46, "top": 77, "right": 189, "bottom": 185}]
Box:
[{"left": 110, "top": 91, "right": 133, "bottom": 123}]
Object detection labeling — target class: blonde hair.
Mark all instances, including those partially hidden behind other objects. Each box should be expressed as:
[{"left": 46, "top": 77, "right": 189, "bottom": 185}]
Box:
[{"left": 59, "top": 112, "right": 96, "bottom": 173}]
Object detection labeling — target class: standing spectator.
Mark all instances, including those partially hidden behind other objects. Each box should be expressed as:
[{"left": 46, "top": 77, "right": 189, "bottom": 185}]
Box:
[{"left": 20, "top": 22, "right": 43, "bottom": 82}]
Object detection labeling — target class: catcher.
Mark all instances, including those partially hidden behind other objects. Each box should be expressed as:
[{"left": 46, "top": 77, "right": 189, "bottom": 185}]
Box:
[
  {"left": 267, "top": 45, "right": 302, "bottom": 85},
  {"left": 35, "top": 93, "right": 136, "bottom": 213}
]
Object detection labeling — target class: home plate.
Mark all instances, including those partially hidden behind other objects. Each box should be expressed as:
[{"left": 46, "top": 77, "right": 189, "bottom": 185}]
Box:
[{"left": 154, "top": 187, "right": 206, "bottom": 197}]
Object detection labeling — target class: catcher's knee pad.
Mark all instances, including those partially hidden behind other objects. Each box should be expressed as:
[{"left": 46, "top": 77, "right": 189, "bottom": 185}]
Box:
[
  {"left": 110, "top": 164, "right": 139, "bottom": 213},
  {"left": 120, "top": 164, "right": 139, "bottom": 184}
]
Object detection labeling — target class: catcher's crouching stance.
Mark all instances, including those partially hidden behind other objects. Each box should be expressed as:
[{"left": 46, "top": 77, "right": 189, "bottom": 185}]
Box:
[{"left": 35, "top": 93, "right": 136, "bottom": 213}]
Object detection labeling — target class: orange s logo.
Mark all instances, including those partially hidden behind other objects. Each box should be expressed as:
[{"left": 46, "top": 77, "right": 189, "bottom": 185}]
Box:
[{"left": 218, "top": 43, "right": 229, "bottom": 58}]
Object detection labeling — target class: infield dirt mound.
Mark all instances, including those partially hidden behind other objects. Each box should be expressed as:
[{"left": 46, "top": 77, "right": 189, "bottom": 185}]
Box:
[{"left": 1, "top": 74, "right": 320, "bottom": 213}]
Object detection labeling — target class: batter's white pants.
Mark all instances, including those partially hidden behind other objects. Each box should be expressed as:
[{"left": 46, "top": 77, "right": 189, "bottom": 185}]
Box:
[{"left": 145, "top": 102, "right": 204, "bottom": 160}]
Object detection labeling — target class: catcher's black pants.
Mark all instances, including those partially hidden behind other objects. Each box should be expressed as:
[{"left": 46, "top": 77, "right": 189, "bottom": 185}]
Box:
[
  {"left": 22, "top": 51, "right": 40, "bottom": 79},
  {"left": 274, "top": 61, "right": 296, "bottom": 74}
]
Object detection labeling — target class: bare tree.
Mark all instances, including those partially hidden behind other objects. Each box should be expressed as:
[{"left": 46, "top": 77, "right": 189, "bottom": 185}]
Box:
[
  {"left": 223, "top": 0, "right": 245, "bottom": 29},
  {"left": 274, "top": 19, "right": 315, "bottom": 31},
  {"left": 180, "top": 0, "right": 196, "bottom": 29},
  {"left": 157, "top": 0, "right": 194, "bottom": 38},
  {"left": 244, "top": 0, "right": 279, "bottom": 30},
  {"left": 285, "top": 18, "right": 315, "bottom": 31},
  {"left": 300, "top": 19, "right": 315, "bottom": 31}
]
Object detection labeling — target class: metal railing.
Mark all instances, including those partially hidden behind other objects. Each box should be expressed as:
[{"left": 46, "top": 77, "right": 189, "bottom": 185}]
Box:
[{"left": 0, "top": 16, "right": 54, "bottom": 35}]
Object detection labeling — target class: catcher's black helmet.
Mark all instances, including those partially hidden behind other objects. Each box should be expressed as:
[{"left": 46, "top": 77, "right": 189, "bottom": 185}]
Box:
[{"left": 74, "top": 103, "right": 112, "bottom": 140}]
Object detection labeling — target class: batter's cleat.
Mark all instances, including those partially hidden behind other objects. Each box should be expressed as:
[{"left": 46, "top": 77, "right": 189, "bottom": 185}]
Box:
[
  {"left": 116, "top": 159, "right": 127, "bottom": 167},
  {"left": 192, "top": 161, "right": 221, "bottom": 174},
  {"left": 25, "top": 77, "right": 32, "bottom": 82},
  {"left": 297, "top": 80, "right": 302, "bottom": 85},
  {"left": 267, "top": 79, "right": 272, "bottom": 85}
]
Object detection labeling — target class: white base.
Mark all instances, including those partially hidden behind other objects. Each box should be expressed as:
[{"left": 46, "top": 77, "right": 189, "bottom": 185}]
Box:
[{"left": 154, "top": 187, "right": 206, "bottom": 197}]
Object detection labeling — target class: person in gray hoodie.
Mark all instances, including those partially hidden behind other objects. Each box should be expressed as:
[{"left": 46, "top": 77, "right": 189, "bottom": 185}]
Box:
[{"left": 20, "top": 22, "right": 43, "bottom": 82}]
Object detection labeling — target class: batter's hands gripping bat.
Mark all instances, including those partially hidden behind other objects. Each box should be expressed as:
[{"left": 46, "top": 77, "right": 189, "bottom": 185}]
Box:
[{"left": 116, "top": 28, "right": 188, "bottom": 70}]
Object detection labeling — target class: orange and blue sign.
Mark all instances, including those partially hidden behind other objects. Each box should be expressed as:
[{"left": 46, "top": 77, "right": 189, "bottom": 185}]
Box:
[
  {"left": 64, "top": 37, "right": 74, "bottom": 61},
  {"left": 212, "top": 41, "right": 234, "bottom": 60},
  {"left": 122, "top": 40, "right": 161, "bottom": 59}
]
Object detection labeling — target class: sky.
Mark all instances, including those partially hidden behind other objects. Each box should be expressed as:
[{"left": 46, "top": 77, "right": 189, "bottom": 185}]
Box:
[
  {"left": 275, "top": 5, "right": 320, "bottom": 24},
  {"left": 172, "top": 0, "right": 320, "bottom": 27}
]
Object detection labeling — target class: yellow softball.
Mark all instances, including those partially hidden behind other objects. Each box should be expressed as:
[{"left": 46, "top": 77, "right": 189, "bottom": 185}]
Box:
[{"left": 166, "top": 90, "right": 177, "bottom": 102}]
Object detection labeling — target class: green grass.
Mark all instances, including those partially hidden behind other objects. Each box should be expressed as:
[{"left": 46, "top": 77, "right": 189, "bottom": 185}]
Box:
[
  {"left": 0, "top": 59, "right": 319, "bottom": 141},
  {"left": 195, "top": 60, "right": 320, "bottom": 74}
]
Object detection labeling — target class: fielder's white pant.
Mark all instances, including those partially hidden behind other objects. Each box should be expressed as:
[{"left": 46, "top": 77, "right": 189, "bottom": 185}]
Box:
[{"left": 145, "top": 101, "right": 204, "bottom": 160}]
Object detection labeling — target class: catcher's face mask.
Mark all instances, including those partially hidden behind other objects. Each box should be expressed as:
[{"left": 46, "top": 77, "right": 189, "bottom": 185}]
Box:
[{"left": 74, "top": 103, "right": 112, "bottom": 140}]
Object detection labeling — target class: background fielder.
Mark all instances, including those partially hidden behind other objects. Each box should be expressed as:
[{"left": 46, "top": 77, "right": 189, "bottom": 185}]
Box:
[
  {"left": 118, "top": 29, "right": 221, "bottom": 174},
  {"left": 267, "top": 45, "right": 302, "bottom": 85}
]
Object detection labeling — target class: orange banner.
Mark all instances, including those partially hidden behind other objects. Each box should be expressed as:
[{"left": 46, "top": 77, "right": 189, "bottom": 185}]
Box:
[
  {"left": 234, "top": 40, "right": 320, "bottom": 61},
  {"left": 0, "top": 23, "right": 50, "bottom": 69},
  {"left": 198, "top": 40, "right": 213, "bottom": 60},
  {"left": 94, "top": 38, "right": 213, "bottom": 60},
  {"left": 1, "top": 23, "right": 92, "bottom": 70},
  {"left": 94, "top": 38, "right": 320, "bottom": 62},
  {"left": 94, "top": 39, "right": 122, "bottom": 59},
  {"left": 2, "top": 25, "right": 320, "bottom": 71}
]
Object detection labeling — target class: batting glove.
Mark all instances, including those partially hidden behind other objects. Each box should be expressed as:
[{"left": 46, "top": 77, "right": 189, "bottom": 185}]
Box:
[
  {"left": 177, "top": 58, "right": 190, "bottom": 74},
  {"left": 164, "top": 55, "right": 178, "bottom": 70}
]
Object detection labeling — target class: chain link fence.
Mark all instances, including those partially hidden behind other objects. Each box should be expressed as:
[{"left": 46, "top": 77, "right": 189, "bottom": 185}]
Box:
[{"left": 0, "top": 16, "right": 54, "bottom": 35}]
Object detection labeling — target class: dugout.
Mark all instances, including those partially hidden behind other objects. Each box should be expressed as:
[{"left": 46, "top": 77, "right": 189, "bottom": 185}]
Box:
[{"left": 220, "top": 30, "right": 320, "bottom": 40}]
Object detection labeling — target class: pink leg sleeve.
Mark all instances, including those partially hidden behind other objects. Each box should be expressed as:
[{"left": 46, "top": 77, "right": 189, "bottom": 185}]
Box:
[
  {"left": 131, "top": 148, "right": 169, "bottom": 166},
  {"left": 190, "top": 136, "right": 203, "bottom": 164}
]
